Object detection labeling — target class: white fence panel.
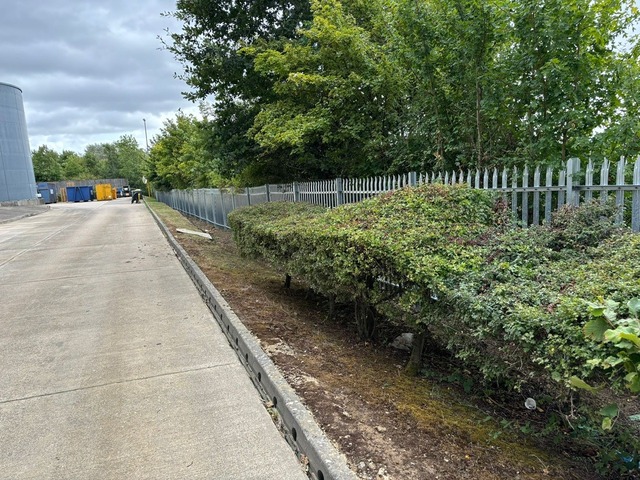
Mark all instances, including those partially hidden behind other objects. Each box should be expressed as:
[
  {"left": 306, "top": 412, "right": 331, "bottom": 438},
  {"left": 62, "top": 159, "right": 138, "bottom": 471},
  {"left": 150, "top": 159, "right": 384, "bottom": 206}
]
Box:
[{"left": 156, "top": 156, "right": 640, "bottom": 232}]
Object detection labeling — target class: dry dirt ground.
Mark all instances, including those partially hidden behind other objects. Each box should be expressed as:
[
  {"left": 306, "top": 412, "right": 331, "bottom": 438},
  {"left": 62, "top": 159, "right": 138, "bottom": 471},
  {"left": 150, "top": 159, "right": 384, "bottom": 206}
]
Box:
[{"left": 147, "top": 199, "right": 604, "bottom": 480}]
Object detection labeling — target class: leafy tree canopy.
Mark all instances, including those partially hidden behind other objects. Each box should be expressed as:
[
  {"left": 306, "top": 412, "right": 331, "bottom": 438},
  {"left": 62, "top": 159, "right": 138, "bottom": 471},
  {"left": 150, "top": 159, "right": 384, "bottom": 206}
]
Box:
[
  {"left": 31, "top": 135, "right": 147, "bottom": 187},
  {"left": 160, "top": 0, "right": 640, "bottom": 187}
]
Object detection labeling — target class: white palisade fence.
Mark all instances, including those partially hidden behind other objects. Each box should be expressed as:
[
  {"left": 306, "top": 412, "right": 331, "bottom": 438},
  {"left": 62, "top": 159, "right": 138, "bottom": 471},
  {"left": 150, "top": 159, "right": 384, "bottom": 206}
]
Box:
[{"left": 155, "top": 157, "right": 640, "bottom": 233}]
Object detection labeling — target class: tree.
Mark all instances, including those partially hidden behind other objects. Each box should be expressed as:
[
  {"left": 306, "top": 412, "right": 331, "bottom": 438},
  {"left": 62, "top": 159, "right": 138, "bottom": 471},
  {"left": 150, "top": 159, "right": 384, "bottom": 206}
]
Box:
[
  {"left": 146, "top": 113, "right": 223, "bottom": 190},
  {"left": 60, "top": 150, "right": 90, "bottom": 180},
  {"left": 392, "top": 0, "right": 511, "bottom": 171},
  {"left": 500, "top": 0, "right": 638, "bottom": 166},
  {"left": 165, "top": 0, "right": 313, "bottom": 182},
  {"left": 166, "top": 0, "right": 312, "bottom": 102},
  {"left": 113, "top": 135, "right": 146, "bottom": 188},
  {"left": 591, "top": 47, "right": 640, "bottom": 160},
  {"left": 246, "top": 0, "right": 406, "bottom": 179},
  {"left": 31, "top": 145, "right": 63, "bottom": 182}
]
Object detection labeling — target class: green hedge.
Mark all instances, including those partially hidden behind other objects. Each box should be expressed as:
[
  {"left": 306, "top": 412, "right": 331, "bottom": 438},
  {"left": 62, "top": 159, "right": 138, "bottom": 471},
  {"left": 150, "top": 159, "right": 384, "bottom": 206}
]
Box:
[
  {"left": 229, "top": 186, "right": 640, "bottom": 386},
  {"left": 230, "top": 184, "right": 498, "bottom": 336},
  {"left": 228, "top": 185, "right": 640, "bottom": 470}
]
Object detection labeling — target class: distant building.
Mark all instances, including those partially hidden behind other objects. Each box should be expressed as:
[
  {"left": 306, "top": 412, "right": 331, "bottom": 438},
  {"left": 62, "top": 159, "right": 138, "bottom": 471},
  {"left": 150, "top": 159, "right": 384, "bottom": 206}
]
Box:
[{"left": 0, "top": 82, "right": 37, "bottom": 203}]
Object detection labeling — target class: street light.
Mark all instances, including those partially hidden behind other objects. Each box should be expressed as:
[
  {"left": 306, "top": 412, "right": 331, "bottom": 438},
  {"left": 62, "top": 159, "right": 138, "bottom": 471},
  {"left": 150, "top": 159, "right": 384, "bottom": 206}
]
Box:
[
  {"left": 142, "top": 118, "right": 151, "bottom": 198},
  {"left": 142, "top": 118, "right": 149, "bottom": 153}
]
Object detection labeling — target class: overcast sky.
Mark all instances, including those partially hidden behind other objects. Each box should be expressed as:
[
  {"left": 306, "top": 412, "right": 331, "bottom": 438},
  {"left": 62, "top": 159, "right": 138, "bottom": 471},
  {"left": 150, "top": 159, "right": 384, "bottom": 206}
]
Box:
[{"left": 0, "top": 0, "right": 197, "bottom": 154}]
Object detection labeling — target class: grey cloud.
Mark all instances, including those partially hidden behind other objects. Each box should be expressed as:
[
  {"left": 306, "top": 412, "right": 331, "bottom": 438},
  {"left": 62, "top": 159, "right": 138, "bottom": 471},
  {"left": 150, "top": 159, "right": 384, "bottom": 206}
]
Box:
[{"left": 0, "top": 0, "right": 194, "bottom": 153}]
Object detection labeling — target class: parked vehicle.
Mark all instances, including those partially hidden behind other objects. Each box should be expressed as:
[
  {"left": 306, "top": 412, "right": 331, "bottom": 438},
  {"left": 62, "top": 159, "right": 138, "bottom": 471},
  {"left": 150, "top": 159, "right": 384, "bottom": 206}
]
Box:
[{"left": 122, "top": 185, "right": 131, "bottom": 197}]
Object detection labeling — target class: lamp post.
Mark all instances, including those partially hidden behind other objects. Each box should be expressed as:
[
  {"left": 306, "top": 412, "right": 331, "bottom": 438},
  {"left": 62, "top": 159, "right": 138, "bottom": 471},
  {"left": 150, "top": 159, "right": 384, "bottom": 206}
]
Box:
[
  {"left": 142, "top": 118, "right": 151, "bottom": 198},
  {"left": 142, "top": 118, "right": 149, "bottom": 153}
]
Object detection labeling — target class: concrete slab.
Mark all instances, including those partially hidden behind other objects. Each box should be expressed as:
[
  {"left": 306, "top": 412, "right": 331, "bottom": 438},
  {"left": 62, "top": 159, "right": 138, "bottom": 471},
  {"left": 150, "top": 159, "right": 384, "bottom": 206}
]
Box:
[
  {"left": 0, "top": 199, "right": 307, "bottom": 480},
  {"left": 0, "top": 205, "right": 49, "bottom": 224},
  {"left": 1, "top": 367, "right": 299, "bottom": 480}
]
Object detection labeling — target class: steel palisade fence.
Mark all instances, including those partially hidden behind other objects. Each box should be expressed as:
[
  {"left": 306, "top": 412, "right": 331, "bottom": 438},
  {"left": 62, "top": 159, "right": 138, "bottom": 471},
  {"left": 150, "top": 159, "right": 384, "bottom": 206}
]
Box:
[{"left": 155, "top": 157, "right": 640, "bottom": 233}]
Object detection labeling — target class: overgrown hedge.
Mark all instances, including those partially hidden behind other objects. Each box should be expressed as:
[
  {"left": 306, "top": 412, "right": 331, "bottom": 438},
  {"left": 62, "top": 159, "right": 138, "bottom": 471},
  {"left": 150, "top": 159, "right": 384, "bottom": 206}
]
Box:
[
  {"left": 230, "top": 184, "right": 498, "bottom": 339},
  {"left": 228, "top": 184, "right": 640, "bottom": 472}
]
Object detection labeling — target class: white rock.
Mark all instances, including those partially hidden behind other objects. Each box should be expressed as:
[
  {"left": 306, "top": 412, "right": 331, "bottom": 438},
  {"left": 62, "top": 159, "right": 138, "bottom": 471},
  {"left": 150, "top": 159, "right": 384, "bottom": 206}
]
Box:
[{"left": 390, "top": 332, "right": 413, "bottom": 351}]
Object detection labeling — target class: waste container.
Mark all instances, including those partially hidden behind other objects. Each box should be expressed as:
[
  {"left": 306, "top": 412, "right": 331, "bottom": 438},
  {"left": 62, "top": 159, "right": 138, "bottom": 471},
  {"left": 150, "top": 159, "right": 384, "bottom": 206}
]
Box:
[
  {"left": 95, "top": 183, "right": 113, "bottom": 201},
  {"left": 37, "top": 183, "right": 58, "bottom": 204},
  {"left": 66, "top": 186, "right": 92, "bottom": 202}
]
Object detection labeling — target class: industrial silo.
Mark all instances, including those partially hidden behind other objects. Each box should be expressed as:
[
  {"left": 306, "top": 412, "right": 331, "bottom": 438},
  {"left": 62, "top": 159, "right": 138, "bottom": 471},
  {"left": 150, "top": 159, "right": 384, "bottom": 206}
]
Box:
[{"left": 0, "top": 82, "right": 37, "bottom": 203}]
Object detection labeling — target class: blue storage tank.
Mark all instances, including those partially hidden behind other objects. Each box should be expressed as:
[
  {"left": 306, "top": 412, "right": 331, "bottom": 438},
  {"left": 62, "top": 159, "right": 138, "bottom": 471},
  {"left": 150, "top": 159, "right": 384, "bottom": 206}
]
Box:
[
  {"left": 0, "top": 82, "right": 37, "bottom": 203},
  {"left": 66, "top": 186, "right": 92, "bottom": 202},
  {"left": 37, "top": 182, "right": 57, "bottom": 204}
]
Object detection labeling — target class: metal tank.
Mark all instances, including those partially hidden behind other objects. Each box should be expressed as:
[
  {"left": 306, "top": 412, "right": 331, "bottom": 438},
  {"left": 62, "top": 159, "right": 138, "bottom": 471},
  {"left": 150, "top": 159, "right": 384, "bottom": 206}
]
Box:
[{"left": 0, "top": 82, "right": 37, "bottom": 203}]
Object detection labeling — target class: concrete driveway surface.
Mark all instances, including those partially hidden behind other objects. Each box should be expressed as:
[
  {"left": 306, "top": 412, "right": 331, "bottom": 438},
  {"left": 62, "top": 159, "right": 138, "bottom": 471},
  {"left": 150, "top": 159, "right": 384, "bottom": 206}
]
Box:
[{"left": 0, "top": 199, "right": 307, "bottom": 480}]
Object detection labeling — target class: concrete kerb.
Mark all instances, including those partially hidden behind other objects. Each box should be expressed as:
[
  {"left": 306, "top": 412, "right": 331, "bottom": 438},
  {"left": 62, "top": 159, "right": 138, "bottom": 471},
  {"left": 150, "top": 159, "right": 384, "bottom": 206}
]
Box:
[{"left": 146, "top": 202, "right": 357, "bottom": 480}]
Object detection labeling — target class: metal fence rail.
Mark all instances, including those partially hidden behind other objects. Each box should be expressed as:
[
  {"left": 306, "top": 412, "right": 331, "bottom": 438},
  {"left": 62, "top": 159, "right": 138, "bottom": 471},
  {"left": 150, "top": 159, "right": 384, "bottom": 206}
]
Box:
[{"left": 155, "top": 157, "right": 640, "bottom": 233}]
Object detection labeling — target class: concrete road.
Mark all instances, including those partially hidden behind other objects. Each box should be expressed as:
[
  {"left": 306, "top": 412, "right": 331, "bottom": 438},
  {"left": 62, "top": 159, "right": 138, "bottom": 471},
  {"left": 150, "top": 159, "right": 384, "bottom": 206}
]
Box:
[{"left": 0, "top": 199, "right": 307, "bottom": 480}]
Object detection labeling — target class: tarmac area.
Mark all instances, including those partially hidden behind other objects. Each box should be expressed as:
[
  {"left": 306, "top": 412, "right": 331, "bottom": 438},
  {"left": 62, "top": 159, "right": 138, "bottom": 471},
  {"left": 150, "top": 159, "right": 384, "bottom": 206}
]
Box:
[{"left": 0, "top": 199, "right": 307, "bottom": 479}]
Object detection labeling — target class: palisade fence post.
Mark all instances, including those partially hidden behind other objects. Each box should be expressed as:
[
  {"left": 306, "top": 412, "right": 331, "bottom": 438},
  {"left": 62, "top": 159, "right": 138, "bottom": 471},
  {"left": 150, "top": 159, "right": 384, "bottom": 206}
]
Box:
[
  {"left": 212, "top": 190, "right": 218, "bottom": 227},
  {"left": 533, "top": 166, "right": 541, "bottom": 225},
  {"left": 265, "top": 184, "right": 271, "bottom": 203},
  {"left": 222, "top": 187, "right": 235, "bottom": 228},
  {"left": 585, "top": 159, "right": 594, "bottom": 204},
  {"left": 409, "top": 171, "right": 417, "bottom": 186},
  {"left": 231, "top": 187, "right": 237, "bottom": 211},
  {"left": 511, "top": 166, "right": 518, "bottom": 218},
  {"left": 632, "top": 157, "right": 640, "bottom": 232},
  {"left": 293, "top": 182, "right": 300, "bottom": 203},
  {"left": 336, "top": 178, "right": 344, "bottom": 206},
  {"left": 501, "top": 167, "right": 508, "bottom": 203},
  {"left": 600, "top": 159, "right": 610, "bottom": 205},
  {"left": 566, "top": 157, "right": 581, "bottom": 206},
  {"left": 522, "top": 166, "right": 529, "bottom": 225},
  {"left": 558, "top": 169, "right": 566, "bottom": 208},
  {"left": 616, "top": 157, "right": 627, "bottom": 225}
]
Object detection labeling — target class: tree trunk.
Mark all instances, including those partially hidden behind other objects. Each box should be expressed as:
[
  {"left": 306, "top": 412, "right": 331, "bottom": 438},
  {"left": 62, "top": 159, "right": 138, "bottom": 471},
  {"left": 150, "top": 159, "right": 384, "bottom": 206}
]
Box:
[
  {"left": 476, "top": 75, "right": 483, "bottom": 167},
  {"left": 284, "top": 274, "right": 291, "bottom": 289},
  {"left": 354, "top": 295, "right": 376, "bottom": 340},
  {"left": 405, "top": 328, "right": 428, "bottom": 376},
  {"left": 328, "top": 293, "right": 336, "bottom": 320}
]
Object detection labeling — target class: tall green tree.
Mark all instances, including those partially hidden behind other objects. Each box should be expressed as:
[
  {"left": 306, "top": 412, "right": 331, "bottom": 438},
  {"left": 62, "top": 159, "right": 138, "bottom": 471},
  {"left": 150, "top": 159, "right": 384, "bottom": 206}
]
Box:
[
  {"left": 501, "top": 0, "right": 638, "bottom": 166},
  {"left": 591, "top": 46, "right": 640, "bottom": 160},
  {"left": 83, "top": 144, "right": 109, "bottom": 178},
  {"left": 113, "top": 135, "right": 147, "bottom": 188},
  {"left": 166, "top": 1, "right": 313, "bottom": 182},
  {"left": 146, "top": 113, "right": 223, "bottom": 190},
  {"left": 245, "top": 0, "right": 405, "bottom": 179},
  {"left": 31, "top": 145, "right": 63, "bottom": 182},
  {"left": 393, "top": 0, "right": 512, "bottom": 171},
  {"left": 167, "top": 0, "right": 312, "bottom": 102},
  {"left": 60, "top": 150, "right": 90, "bottom": 180}
]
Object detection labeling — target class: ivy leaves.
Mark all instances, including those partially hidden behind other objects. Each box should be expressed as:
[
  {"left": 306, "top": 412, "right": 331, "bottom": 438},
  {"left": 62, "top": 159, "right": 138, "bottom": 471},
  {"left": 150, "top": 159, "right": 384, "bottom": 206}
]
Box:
[{"left": 583, "top": 298, "right": 640, "bottom": 393}]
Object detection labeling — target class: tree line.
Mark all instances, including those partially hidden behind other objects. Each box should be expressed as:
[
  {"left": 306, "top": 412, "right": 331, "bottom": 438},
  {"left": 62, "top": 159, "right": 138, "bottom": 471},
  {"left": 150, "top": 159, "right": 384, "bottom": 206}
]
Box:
[
  {"left": 148, "top": 0, "right": 640, "bottom": 189},
  {"left": 32, "top": 135, "right": 147, "bottom": 188}
]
